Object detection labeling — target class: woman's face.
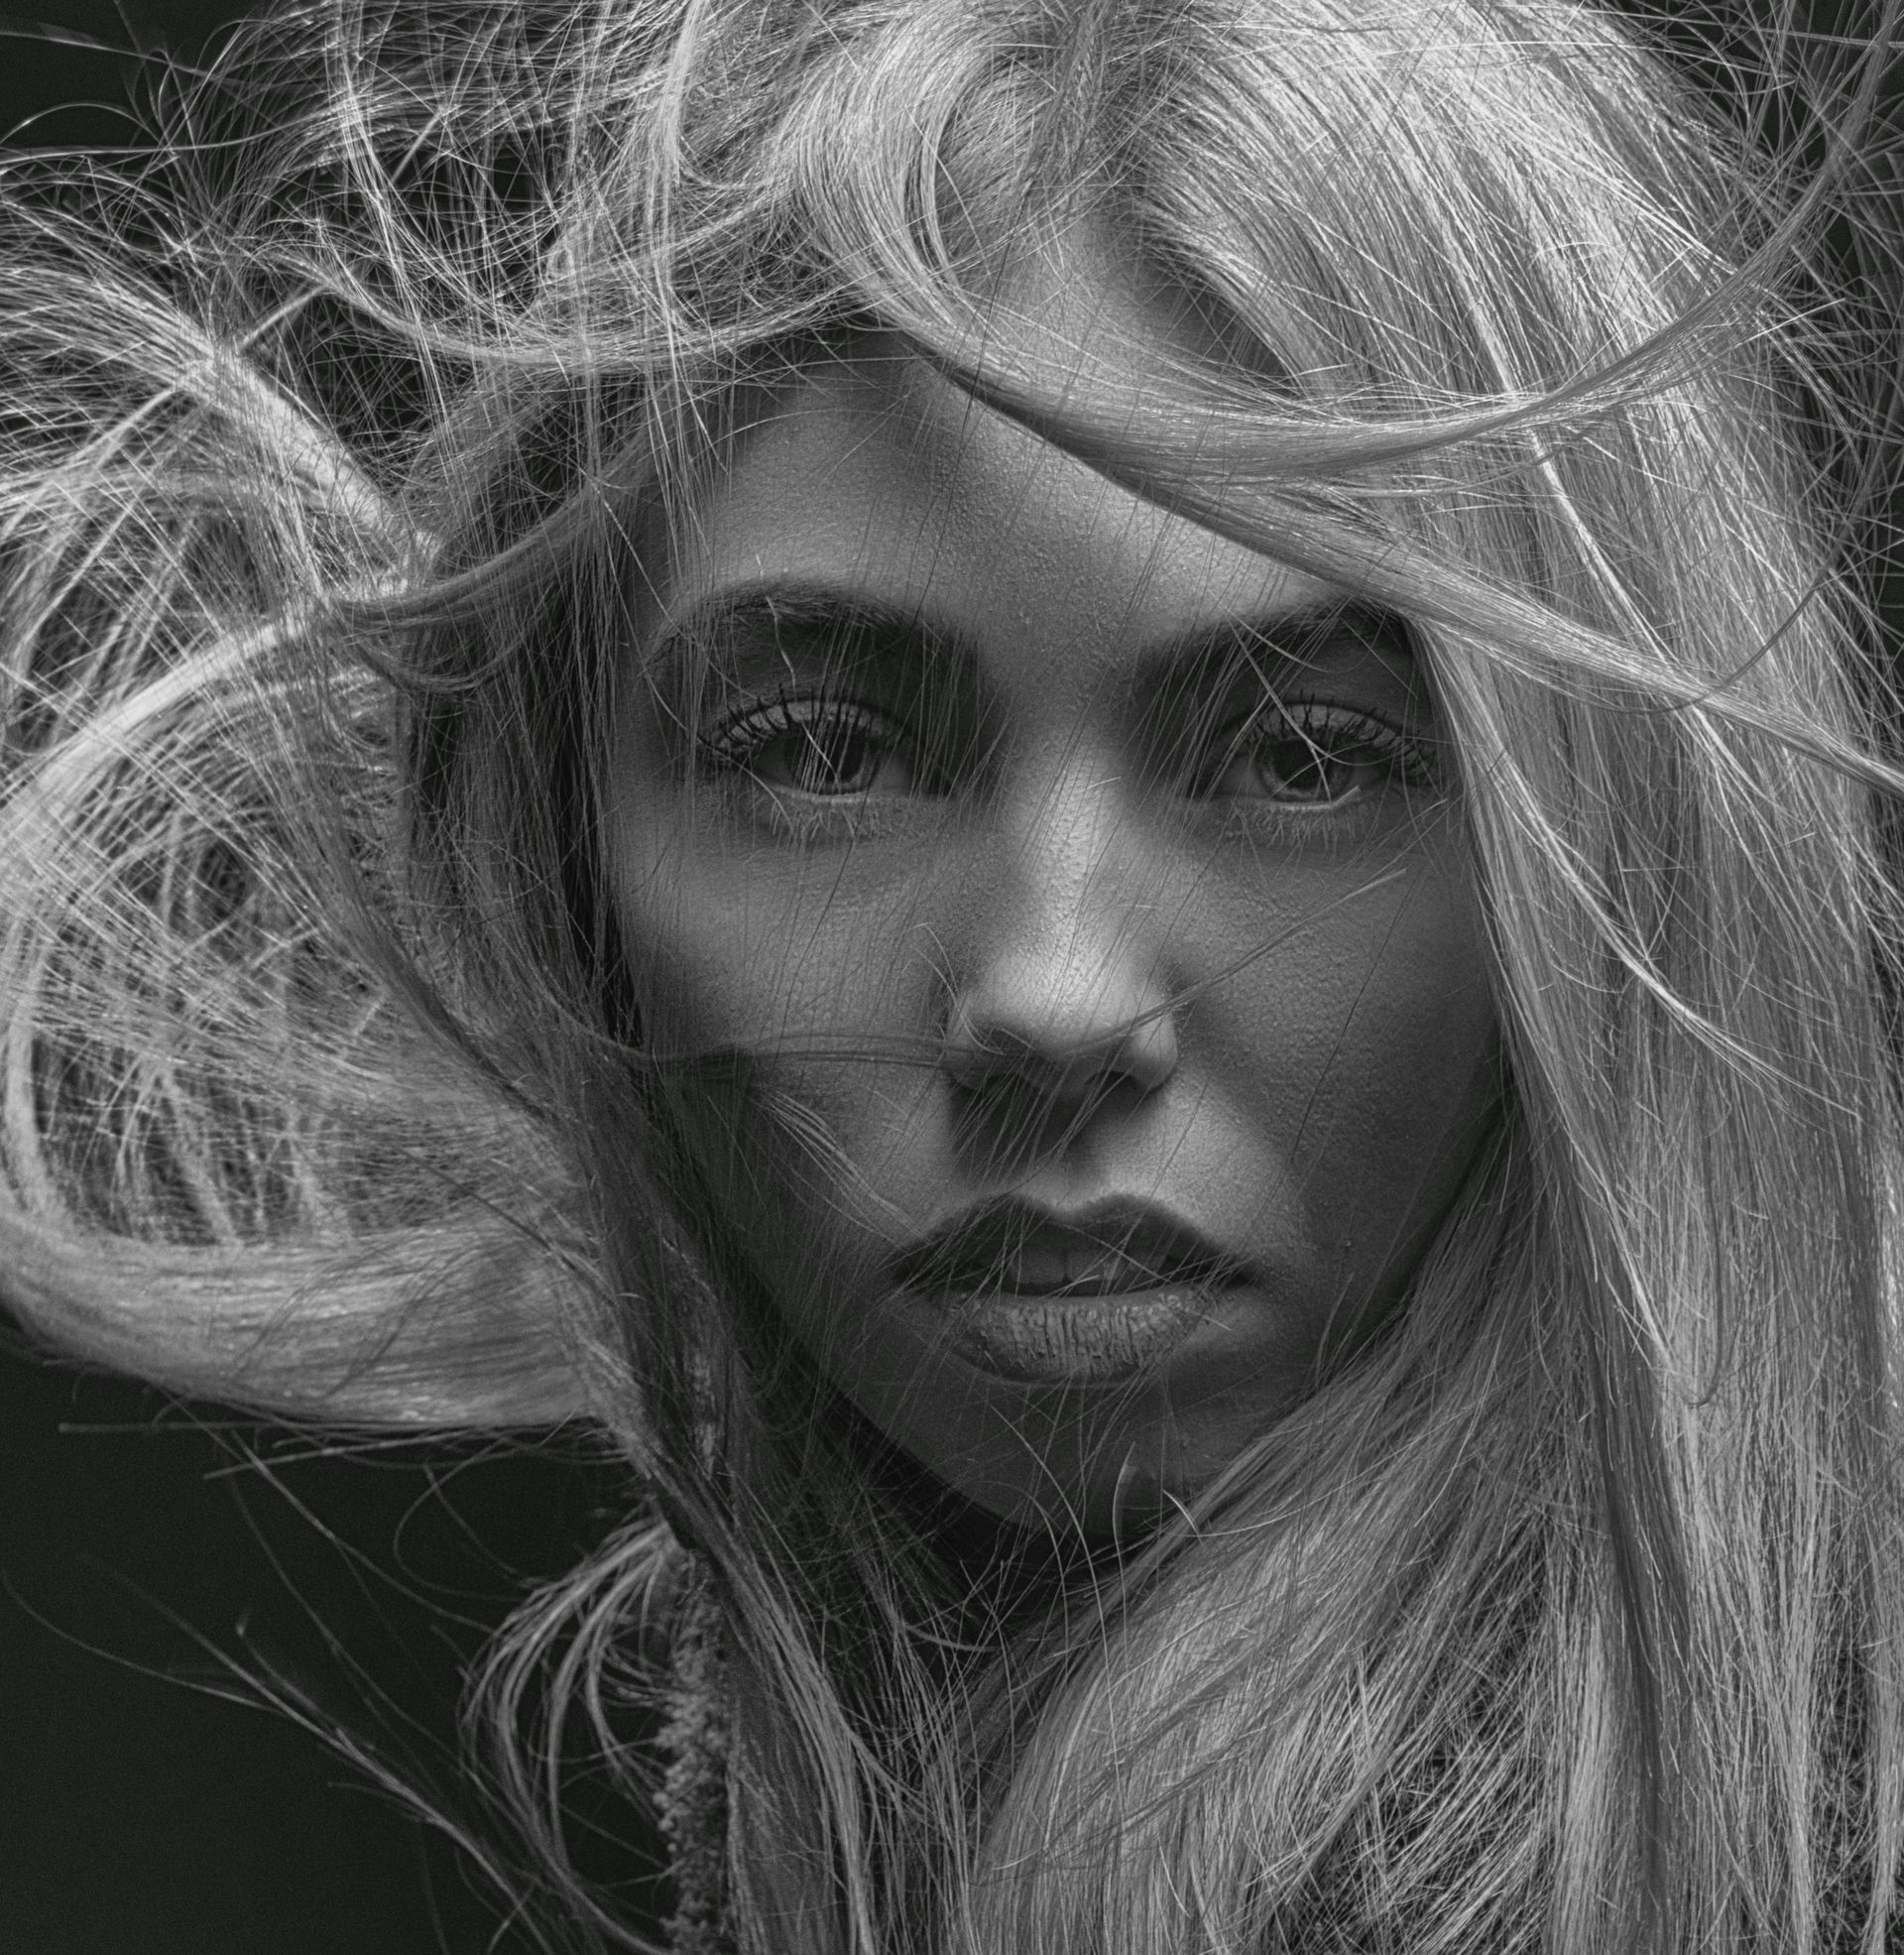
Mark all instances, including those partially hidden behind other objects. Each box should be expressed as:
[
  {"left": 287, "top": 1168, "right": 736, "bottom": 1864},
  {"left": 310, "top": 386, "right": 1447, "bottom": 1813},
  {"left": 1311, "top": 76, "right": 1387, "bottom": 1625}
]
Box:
[{"left": 610, "top": 317, "right": 1498, "bottom": 1534}]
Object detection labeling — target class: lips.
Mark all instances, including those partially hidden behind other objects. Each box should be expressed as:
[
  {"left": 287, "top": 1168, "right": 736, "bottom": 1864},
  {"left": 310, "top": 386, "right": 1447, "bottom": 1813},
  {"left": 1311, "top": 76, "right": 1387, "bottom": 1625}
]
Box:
[{"left": 888, "top": 1197, "right": 1248, "bottom": 1300}]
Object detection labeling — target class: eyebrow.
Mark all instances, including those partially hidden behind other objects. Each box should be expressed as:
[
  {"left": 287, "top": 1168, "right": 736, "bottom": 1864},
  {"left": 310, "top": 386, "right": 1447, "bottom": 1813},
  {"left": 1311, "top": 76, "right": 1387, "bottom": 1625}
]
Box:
[
  {"left": 647, "top": 575, "right": 1412, "bottom": 687},
  {"left": 649, "top": 580, "right": 951, "bottom": 683}
]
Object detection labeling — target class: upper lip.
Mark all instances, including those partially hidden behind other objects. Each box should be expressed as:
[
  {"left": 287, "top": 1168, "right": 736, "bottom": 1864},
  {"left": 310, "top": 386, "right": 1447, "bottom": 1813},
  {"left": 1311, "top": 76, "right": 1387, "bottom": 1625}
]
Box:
[{"left": 888, "top": 1197, "right": 1250, "bottom": 1299}]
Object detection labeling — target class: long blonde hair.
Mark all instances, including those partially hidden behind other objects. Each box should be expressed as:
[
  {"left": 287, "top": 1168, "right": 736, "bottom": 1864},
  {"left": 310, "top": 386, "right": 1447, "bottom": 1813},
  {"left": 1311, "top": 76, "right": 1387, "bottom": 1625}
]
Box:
[{"left": 1, "top": 0, "right": 1902, "bottom": 1947}]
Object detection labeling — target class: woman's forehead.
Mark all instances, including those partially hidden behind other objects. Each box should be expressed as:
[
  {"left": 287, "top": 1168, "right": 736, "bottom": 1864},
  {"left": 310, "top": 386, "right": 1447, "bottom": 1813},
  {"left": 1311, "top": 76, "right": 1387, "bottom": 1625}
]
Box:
[{"left": 657, "top": 340, "right": 1336, "bottom": 669}]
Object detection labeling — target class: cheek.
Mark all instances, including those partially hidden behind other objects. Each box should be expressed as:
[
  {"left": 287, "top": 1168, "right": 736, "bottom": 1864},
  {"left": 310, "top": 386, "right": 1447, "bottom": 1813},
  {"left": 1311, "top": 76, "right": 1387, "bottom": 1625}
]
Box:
[
  {"left": 610, "top": 821, "right": 950, "bottom": 1247},
  {"left": 616, "top": 829, "right": 919, "bottom": 1056},
  {"left": 1200, "top": 850, "right": 1497, "bottom": 1280}
]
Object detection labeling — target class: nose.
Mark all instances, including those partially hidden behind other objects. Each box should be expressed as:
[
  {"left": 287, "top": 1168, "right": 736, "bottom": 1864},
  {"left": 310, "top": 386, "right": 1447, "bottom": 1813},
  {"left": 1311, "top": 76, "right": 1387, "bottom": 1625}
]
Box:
[{"left": 940, "top": 772, "right": 1180, "bottom": 1111}]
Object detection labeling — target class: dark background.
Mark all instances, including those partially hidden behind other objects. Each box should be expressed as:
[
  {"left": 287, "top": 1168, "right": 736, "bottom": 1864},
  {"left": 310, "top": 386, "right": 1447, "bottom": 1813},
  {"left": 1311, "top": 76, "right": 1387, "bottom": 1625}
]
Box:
[
  {"left": 0, "top": 0, "right": 235, "bottom": 149},
  {"left": 0, "top": 1355, "right": 653, "bottom": 1954},
  {"left": 0, "top": 12, "right": 665, "bottom": 1955}
]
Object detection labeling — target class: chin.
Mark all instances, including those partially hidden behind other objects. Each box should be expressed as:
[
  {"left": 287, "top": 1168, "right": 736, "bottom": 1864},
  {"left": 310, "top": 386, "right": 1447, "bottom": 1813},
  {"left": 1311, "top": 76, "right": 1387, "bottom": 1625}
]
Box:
[{"left": 904, "top": 1389, "right": 1296, "bottom": 1543}]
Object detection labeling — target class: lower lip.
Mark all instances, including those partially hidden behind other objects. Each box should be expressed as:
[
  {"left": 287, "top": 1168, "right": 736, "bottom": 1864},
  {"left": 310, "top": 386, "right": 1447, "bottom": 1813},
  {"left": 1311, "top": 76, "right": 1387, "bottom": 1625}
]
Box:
[{"left": 925, "top": 1282, "right": 1224, "bottom": 1386}]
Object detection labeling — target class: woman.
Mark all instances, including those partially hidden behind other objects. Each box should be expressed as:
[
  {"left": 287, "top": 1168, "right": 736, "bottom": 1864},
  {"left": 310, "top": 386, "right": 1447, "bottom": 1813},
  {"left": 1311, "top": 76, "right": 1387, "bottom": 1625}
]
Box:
[{"left": 1, "top": 0, "right": 1899, "bottom": 1947}]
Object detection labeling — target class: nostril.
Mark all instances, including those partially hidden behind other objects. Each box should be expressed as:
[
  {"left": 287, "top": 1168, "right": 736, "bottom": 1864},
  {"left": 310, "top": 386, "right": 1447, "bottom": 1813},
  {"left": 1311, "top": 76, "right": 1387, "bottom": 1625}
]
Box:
[{"left": 940, "top": 989, "right": 1179, "bottom": 1103}]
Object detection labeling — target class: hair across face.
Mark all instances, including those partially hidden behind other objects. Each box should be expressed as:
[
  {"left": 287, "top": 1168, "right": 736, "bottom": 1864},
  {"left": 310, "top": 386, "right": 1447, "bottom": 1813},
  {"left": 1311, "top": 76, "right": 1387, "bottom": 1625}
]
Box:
[{"left": 610, "top": 282, "right": 1500, "bottom": 1530}]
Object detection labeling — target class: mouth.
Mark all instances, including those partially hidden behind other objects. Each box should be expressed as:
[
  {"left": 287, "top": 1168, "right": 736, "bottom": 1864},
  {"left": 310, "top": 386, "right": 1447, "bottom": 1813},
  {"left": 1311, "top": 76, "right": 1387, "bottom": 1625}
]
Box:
[{"left": 887, "top": 1198, "right": 1252, "bottom": 1384}]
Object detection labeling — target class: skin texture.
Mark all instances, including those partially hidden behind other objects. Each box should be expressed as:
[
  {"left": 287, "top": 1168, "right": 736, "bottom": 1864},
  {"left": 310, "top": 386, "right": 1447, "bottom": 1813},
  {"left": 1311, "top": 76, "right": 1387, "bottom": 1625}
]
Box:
[{"left": 610, "top": 299, "right": 1499, "bottom": 1535}]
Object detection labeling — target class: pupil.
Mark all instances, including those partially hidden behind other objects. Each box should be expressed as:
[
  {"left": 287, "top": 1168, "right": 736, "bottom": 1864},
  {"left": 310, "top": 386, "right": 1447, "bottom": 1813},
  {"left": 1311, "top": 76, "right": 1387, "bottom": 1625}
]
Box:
[
  {"left": 1269, "top": 740, "right": 1335, "bottom": 800},
  {"left": 797, "top": 723, "right": 869, "bottom": 791}
]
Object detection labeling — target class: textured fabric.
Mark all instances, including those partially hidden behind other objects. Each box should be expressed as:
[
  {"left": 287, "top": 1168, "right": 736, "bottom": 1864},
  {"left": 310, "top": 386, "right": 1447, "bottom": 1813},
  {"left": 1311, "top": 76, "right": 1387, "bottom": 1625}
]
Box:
[{"left": 654, "top": 1555, "right": 735, "bottom": 1955}]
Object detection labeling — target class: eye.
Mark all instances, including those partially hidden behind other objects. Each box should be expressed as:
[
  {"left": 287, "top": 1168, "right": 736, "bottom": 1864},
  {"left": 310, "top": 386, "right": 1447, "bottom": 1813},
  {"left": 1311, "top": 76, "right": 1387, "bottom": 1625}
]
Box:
[
  {"left": 1196, "top": 700, "right": 1431, "bottom": 806},
  {"left": 700, "top": 692, "right": 923, "bottom": 797}
]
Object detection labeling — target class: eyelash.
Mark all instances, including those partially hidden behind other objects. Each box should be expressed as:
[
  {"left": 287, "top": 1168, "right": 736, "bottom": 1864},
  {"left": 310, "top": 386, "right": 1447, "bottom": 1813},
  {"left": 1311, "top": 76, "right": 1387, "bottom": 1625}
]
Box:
[
  {"left": 696, "top": 686, "right": 1437, "bottom": 818},
  {"left": 1193, "top": 698, "right": 1438, "bottom": 804},
  {"left": 698, "top": 689, "right": 929, "bottom": 798}
]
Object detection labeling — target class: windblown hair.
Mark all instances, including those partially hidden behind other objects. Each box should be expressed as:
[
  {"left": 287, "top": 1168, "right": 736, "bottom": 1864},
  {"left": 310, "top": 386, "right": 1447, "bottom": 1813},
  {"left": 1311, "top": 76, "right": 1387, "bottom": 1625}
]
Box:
[{"left": 2, "top": 0, "right": 1902, "bottom": 1947}]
